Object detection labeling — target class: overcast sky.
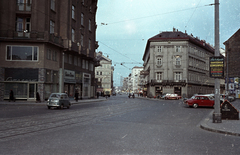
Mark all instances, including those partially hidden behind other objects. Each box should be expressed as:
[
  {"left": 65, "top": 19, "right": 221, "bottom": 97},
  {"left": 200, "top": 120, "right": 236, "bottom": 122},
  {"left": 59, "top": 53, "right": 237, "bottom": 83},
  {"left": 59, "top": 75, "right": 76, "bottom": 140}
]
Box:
[{"left": 96, "top": 0, "right": 240, "bottom": 86}]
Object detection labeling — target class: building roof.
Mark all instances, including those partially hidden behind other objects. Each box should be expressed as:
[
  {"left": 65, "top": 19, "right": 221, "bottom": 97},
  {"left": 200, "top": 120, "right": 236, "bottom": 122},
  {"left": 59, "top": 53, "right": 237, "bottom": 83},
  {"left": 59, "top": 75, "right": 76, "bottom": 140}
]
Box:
[
  {"left": 223, "top": 28, "right": 240, "bottom": 45},
  {"left": 142, "top": 30, "right": 215, "bottom": 61}
]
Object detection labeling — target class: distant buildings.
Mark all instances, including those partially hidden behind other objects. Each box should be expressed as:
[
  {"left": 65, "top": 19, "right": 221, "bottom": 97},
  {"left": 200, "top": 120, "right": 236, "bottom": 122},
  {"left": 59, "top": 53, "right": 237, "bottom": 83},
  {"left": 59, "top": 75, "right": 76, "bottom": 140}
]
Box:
[
  {"left": 0, "top": 0, "right": 98, "bottom": 101},
  {"left": 132, "top": 66, "right": 143, "bottom": 93},
  {"left": 95, "top": 52, "right": 114, "bottom": 93},
  {"left": 142, "top": 28, "right": 225, "bottom": 98}
]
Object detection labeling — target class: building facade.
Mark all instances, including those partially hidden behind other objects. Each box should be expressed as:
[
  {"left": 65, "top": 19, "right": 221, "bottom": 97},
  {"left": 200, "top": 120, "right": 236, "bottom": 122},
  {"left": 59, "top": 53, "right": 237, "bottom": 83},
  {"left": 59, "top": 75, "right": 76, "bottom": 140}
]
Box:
[
  {"left": 224, "top": 28, "right": 240, "bottom": 98},
  {"left": 0, "top": 0, "right": 98, "bottom": 101},
  {"left": 142, "top": 29, "right": 224, "bottom": 98},
  {"left": 131, "top": 66, "right": 143, "bottom": 93},
  {"left": 95, "top": 52, "right": 113, "bottom": 93}
]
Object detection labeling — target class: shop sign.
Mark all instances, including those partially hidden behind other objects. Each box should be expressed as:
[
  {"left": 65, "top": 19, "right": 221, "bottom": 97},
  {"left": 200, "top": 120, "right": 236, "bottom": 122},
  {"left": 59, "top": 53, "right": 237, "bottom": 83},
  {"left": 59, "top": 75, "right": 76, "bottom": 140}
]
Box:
[
  {"left": 64, "top": 70, "right": 75, "bottom": 79},
  {"left": 209, "top": 56, "right": 224, "bottom": 78}
]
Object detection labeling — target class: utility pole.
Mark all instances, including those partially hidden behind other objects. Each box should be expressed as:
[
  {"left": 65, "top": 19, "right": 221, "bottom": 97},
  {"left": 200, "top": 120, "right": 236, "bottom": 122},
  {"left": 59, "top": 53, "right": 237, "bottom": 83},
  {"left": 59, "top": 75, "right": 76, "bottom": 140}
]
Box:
[{"left": 213, "top": 0, "right": 222, "bottom": 123}]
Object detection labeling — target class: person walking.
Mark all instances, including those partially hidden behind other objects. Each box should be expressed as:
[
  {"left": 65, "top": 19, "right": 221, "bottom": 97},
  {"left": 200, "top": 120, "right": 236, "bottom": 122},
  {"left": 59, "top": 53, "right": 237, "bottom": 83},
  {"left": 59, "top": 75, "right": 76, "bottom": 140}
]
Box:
[
  {"left": 75, "top": 90, "right": 79, "bottom": 102},
  {"left": 9, "top": 90, "right": 15, "bottom": 102},
  {"left": 36, "top": 92, "right": 41, "bottom": 103}
]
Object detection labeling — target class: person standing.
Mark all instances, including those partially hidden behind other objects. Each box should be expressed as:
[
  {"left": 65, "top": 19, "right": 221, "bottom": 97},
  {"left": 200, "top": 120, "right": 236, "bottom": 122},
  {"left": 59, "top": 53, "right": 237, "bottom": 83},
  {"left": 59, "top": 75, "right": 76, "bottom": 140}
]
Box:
[
  {"left": 75, "top": 90, "right": 79, "bottom": 102},
  {"left": 9, "top": 90, "right": 15, "bottom": 102},
  {"left": 36, "top": 92, "right": 41, "bottom": 103}
]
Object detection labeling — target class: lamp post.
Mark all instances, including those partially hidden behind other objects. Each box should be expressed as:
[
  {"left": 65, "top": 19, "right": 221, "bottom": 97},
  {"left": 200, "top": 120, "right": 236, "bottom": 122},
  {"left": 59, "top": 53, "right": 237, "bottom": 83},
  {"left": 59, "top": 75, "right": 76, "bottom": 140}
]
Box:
[{"left": 213, "top": 0, "right": 222, "bottom": 123}]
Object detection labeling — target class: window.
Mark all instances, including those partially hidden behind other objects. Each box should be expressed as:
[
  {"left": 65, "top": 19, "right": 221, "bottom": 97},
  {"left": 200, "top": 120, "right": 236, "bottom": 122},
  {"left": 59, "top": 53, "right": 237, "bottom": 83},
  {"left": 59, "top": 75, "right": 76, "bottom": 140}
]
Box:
[
  {"left": 81, "top": 34, "right": 84, "bottom": 47},
  {"left": 157, "top": 57, "right": 162, "bottom": 65},
  {"left": 51, "top": 0, "right": 55, "bottom": 10},
  {"left": 86, "top": 60, "right": 88, "bottom": 70},
  {"left": 156, "top": 72, "right": 162, "bottom": 81},
  {"left": 69, "top": 55, "right": 72, "bottom": 64},
  {"left": 89, "top": 19, "right": 91, "bottom": 31},
  {"left": 157, "top": 46, "right": 162, "bottom": 52},
  {"left": 175, "top": 72, "right": 181, "bottom": 80},
  {"left": 47, "top": 49, "right": 51, "bottom": 60},
  {"left": 90, "top": 63, "right": 93, "bottom": 71},
  {"left": 89, "top": 39, "right": 91, "bottom": 50},
  {"left": 81, "top": 13, "right": 84, "bottom": 26},
  {"left": 78, "top": 58, "right": 81, "bottom": 67},
  {"left": 16, "top": 17, "right": 31, "bottom": 33},
  {"left": 52, "top": 51, "right": 57, "bottom": 61},
  {"left": 72, "top": 29, "right": 75, "bottom": 42},
  {"left": 97, "top": 71, "right": 99, "bottom": 75},
  {"left": 74, "top": 56, "right": 77, "bottom": 66},
  {"left": 6, "top": 46, "right": 38, "bottom": 61},
  {"left": 17, "top": 0, "right": 32, "bottom": 11},
  {"left": 100, "top": 72, "right": 102, "bottom": 75},
  {"left": 82, "top": 59, "right": 85, "bottom": 68},
  {"left": 64, "top": 54, "right": 68, "bottom": 63},
  {"left": 176, "top": 46, "right": 181, "bottom": 52},
  {"left": 175, "top": 56, "right": 181, "bottom": 66},
  {"left": 72, "top": 5, "right": 75, "bottom": 19},
  {"left": 82, "top": 0, "right": 84, "bottom": 5},
  {"left": 50, "top": 20, "right": 54, "bottom": 34}
]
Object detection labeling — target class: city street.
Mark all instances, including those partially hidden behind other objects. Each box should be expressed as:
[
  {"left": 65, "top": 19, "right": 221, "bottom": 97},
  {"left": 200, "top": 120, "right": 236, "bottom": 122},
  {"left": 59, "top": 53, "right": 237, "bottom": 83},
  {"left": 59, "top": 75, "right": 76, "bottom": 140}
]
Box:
[{"left": 0, "top": 95, "right": 240, "bottom": 155}]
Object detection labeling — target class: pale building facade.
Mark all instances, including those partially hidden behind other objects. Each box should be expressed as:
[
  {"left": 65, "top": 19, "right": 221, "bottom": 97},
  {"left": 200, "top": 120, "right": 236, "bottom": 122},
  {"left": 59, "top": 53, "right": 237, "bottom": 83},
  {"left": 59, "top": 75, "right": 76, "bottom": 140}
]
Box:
[
  {"left": 142, "top": 29, "right": 225, "bottom": 98},
  {"left": 131, "top": 66, "right": 143, "bottom": 93}
]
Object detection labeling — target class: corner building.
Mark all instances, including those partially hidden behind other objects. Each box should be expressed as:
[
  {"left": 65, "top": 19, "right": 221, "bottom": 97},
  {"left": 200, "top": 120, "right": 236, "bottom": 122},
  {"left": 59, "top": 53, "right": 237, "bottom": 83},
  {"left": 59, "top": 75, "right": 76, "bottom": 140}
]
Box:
[
  {"left": 0, "top": 0, "right": 98, "bottom": 101},
  {"left": 142, "top": 29, "right": 225, "bottom": 98}
]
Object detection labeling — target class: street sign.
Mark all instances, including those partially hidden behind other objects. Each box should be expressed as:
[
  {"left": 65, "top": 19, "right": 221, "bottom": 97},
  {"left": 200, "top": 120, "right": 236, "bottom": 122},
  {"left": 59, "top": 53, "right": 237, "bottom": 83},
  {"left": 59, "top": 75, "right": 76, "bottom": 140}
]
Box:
[{"left": 209, "top": 56, "right": 224, "bottom": 78}]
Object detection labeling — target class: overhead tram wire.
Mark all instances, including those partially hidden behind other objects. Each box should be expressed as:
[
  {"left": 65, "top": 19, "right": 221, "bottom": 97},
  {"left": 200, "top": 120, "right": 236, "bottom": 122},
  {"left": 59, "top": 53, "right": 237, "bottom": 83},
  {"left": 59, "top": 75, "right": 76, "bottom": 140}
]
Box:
[
  {"left": 185, "top": 0, "right": 202, "bottom": 30},
  {"left": 99, "top": 4, "right": 210, "bottom": 26}
]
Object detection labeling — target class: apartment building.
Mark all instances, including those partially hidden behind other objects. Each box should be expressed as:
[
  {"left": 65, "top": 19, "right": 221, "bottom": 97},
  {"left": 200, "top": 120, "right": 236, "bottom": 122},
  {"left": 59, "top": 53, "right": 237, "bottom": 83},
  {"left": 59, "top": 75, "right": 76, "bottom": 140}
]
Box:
[
  {"left": 224, "top": 28, "right": 240, "bottom": 98},
  {"left": 95, "top": 52, "right": 113, "bottom": 93},
  {"left": 0, "top": 0, "right": 98, "bottom": 101},
  {"left": 131, "top": 66, "right": 143, "bottom": 93},
  {"left": 142, "top": 29, "right": 225, "bottom": 98}
]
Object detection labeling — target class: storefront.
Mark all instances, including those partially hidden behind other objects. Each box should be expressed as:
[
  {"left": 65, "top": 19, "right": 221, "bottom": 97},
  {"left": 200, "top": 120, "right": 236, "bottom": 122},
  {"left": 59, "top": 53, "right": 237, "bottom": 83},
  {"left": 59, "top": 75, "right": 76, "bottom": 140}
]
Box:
[
  {"left": 64, "top": 69, "right": 76, "bottom": 99},
  {"left": 83, "top": 73, "right": 91, "bottom": 98}
]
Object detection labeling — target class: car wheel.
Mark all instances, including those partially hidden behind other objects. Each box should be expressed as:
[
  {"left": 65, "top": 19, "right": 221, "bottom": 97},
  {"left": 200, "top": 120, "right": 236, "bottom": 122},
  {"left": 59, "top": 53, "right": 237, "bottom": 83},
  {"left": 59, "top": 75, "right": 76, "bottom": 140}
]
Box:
[
  {"left": 67, "top": 104, "right": 70, "bottom": 109},
  {"left": 48, "top": 106, "right": 51, "bottom": 109},
  {"left": 193, "top": 103, "right": 198, "bottom": 108},
  {"left": 60, "top": 104, "right": 64, "bottom": 109}
]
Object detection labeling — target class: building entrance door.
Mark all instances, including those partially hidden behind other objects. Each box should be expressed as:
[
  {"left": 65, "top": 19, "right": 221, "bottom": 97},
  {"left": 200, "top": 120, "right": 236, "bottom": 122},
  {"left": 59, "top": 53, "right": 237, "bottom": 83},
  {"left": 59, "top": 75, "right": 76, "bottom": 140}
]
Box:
[
  {"left": 174, "top": 87, "right": 181, "bottom": 96},
  {"left": 28, "top": 83, "right": 37, "bottom": 101}
]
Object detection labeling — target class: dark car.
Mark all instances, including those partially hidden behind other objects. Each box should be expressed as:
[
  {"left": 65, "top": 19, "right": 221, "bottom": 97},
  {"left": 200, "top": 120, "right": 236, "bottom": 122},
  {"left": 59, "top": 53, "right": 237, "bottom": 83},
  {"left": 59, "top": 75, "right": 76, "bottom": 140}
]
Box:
[
  {"left": 47, "top": 93, "right": 71, "bottom": 109},
  {"left": 112, "top": 92, "right": 116, "bottom": 96},
  {"left": 184, "top": 95, "right": 214, "bottom": 108}
]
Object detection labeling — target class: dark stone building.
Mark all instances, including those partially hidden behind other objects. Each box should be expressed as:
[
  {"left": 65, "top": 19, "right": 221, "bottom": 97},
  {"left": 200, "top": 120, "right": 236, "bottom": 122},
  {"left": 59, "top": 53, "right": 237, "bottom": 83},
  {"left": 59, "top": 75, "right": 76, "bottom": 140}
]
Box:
[{"left": 0, "top": 0, "right": 98, "bottom": 101}]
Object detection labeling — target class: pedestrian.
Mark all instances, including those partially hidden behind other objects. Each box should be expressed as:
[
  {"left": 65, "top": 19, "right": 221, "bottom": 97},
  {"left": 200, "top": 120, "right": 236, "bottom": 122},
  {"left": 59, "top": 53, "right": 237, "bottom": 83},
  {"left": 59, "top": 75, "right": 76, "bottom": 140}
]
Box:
[
  {"left": 9, "top": 90, "right": 15, "bottom": 102},
  {"left": 75, "top": 90, "right": 79, "bottom": 102},
  {"left": 97, "top": 92, "right": 99, "bottom": 98},
  {"left": 36, "top": 92, "right": 41, "bottom": 103}
]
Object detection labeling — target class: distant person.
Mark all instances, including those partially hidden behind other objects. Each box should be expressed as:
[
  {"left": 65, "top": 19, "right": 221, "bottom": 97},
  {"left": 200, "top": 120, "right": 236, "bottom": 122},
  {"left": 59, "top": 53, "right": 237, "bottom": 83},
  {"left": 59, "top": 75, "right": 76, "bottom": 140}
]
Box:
[
  {"left": 9, "top": 90, "right": 15, "bottom": 102},
  {"left": 97, "top": 92, "right": 99, "bottom": 98},
  {"left": 36, "top": 92, "right": 41, "bottom": 103},
  {"left": 75, "top": 90, "right": 79, "bottom": 102}
]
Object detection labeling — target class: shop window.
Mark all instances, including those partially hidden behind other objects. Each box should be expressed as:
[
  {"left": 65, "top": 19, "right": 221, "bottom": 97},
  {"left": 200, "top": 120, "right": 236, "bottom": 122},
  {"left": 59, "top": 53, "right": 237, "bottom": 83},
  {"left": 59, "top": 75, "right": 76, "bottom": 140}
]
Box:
[{"left": 6, "top": 46, "right": 38, "bottom": 61}]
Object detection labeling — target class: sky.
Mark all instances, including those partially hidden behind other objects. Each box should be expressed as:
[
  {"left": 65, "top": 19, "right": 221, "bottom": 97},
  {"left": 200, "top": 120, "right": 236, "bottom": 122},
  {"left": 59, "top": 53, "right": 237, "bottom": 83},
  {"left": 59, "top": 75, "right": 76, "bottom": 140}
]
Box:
[{"left": 96, "top": 0, "right": 240, "bottom": 86}]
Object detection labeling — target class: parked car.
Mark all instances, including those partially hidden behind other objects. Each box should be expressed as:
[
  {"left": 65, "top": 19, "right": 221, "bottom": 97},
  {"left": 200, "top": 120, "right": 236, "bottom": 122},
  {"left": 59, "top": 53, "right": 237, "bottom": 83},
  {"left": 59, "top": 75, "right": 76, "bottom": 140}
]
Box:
[
  {"left": 47, "top": 93, "right": 71, "bottom": 109},
  {"left": 184, "top": 95, "right": 214, "bottom": 108},
  {"left": 165, "top": 93, "right": 181, "bottom": 100}
]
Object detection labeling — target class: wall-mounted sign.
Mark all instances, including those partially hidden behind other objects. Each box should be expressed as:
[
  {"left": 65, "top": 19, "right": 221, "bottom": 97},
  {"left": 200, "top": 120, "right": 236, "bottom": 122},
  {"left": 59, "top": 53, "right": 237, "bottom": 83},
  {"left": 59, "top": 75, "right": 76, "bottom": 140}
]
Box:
[{"left": 209, "top": 56, "right": 224, "bottom": 78}]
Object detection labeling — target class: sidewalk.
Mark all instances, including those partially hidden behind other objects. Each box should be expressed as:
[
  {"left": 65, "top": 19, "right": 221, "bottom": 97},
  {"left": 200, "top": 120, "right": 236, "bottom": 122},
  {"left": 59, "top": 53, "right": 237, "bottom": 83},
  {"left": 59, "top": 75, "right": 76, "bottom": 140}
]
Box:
[
  {"left": 200, "top": 99, "right": 240, "bottom": 136},
  {"left": 0, "top": 97, "right": 107, "bottom": 106},
  {"left": 136, "top": 96, "right": 240, "bottom": 137}
]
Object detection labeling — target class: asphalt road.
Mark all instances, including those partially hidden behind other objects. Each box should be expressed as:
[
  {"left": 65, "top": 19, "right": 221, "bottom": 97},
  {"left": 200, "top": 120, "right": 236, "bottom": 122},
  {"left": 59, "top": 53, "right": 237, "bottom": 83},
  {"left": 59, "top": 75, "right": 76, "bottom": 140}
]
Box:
[{"left": 0, "top": 94, "right": 240, "bottom": 155}]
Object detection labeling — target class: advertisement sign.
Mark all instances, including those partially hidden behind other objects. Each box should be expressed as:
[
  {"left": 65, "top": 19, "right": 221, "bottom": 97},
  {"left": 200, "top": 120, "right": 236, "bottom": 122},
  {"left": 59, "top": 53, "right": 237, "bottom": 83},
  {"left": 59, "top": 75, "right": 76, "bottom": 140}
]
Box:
[{"left": 209, "top": 56, "right": 224, "bottom": 78}]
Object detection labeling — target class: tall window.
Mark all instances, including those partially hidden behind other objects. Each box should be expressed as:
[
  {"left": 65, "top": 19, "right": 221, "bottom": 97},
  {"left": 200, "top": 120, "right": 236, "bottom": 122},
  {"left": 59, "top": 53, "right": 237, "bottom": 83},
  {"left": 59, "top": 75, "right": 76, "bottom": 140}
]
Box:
[
  {"left": 88, "top": 39, "right": 91, "bottom": 50},
  {"left": 6, "top": 46, "right": 38, "bottom": 61},
  {"left": 74, "top": 57, "right": 77, "bottom": 66},
  {"left": 157, "top": 46, "right": 162, "bottom": 52},
  {"left": 89, "top": 19, "right": 91, "bottom": 31},
  {"left": 175, "top": 72, "right": 181, "bottom": 80},
  {"left": 157, "top": 57, "right": 162, "bottom": 65},
  {"left": 52, "top": 51, "right": 57, "bottom": 61},
  {"left": 82, "top": 59, "right": 85, "bottom": 68},
  {"left": 72, "top": 28, "right": 75, "bottom": 42},
  {"left": 50, "top": 20, "right": 54, "bottom": 34},
  {"left": 16, "top": 17, "right": 31, "bottom": 32},
  {"left": 81, "top": 13, "right": 84, "bottom": 26},
  {"left": 176, "top": 46, "right": 181, "bottom": 52},
  {"left": 72, "top": 5, "right": 75, "bottom": 19},
  {"left": 81, "top": 34, "right": 84, "bottom": 46},
  {"left": 47, "top": 49, "right": 52, "bottom": 60},
  {"left": 69, "top": 55, "right": 72, "bottom": 64},
  {"left": 175, "top": 56, "right": 181, "bottom": 66},
  {"left": 86, "top": 60, "right": 88, "bottom": 70},
  {"left": 156, "top": 72, "right": 162, "bottom": 81},
  {"left": 51, "top": 0, "right": 55, "bottom": 10}
]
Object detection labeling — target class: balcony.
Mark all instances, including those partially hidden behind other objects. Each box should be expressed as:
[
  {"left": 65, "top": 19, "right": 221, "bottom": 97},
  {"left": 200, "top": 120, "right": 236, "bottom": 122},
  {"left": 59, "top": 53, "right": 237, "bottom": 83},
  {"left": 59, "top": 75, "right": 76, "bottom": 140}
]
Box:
[
  {"left": 16, "top": 3, "right": 32, "bottom": 12},
  {"left": 151, "top": 79, "right": 186, "bottom": 86},
  {"left": 0, "top": 30, "right": 63, "bottom": 47}
]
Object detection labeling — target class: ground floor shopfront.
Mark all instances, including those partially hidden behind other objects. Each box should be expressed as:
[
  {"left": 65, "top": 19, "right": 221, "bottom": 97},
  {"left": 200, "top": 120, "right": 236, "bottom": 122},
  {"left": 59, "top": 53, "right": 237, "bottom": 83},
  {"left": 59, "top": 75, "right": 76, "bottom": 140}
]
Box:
[{"left": 0, "top": 68, "right": 94, "bottom": 101}]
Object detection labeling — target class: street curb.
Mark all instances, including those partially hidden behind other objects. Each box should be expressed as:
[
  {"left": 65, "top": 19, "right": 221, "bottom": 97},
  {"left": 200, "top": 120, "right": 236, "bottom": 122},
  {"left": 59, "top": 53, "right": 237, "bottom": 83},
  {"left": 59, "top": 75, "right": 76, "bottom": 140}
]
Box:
[{"left": 199, "top": 111, "right": 240, "bottom": 137}]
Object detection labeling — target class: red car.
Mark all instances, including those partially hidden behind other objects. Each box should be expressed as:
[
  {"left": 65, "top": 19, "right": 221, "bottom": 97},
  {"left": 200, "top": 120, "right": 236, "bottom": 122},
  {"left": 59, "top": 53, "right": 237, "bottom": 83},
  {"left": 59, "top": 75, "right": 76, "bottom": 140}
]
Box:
[
  {"left": 184, "top": 95, "right": 214, "bottom": 108},
  {"left": 165, "top": 94, "right": 181, "bottom": 100}
]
